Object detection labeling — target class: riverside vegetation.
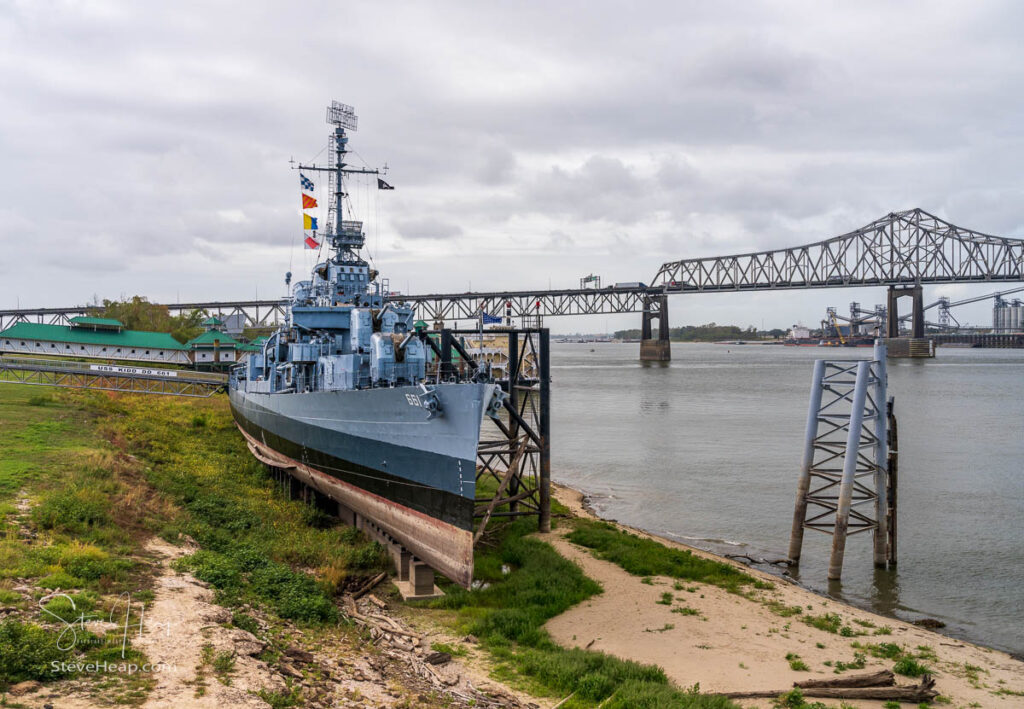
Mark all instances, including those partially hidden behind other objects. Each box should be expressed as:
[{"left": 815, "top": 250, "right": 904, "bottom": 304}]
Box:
[{"left": 0, "top": 385, "right": 745, "bottom": 707}]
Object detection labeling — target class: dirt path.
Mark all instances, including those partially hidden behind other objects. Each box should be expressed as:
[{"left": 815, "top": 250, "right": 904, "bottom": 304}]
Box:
[
  {"left": 546, "top": 485, "right": 1024, "bottom": 708},
  {"left": 131, "top": 538, "right": 287, "bottom": 708}
]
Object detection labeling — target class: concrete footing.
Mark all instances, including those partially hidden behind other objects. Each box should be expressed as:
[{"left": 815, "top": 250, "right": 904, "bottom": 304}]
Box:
[
  {"left": 885, "top": 337, "right": 934, "bottom": 358},
  {"left": 640, "top": 339, "right": 671, "bottom": 361}
]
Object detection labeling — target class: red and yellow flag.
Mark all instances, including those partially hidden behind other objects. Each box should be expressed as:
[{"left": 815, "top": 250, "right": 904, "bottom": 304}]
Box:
[{"left": 302, "top": 193, "right": 318, "bottom": 209}]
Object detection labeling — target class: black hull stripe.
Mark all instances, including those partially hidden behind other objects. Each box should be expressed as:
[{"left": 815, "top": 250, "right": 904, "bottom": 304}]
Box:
[{"left": 232, "top": 406, "right": 474, "bottom": 531}]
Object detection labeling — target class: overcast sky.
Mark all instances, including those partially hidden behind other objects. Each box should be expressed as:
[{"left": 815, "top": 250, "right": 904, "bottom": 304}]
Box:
[{"left": 1, "top": 0, "right": 1022, "bottom": 333}]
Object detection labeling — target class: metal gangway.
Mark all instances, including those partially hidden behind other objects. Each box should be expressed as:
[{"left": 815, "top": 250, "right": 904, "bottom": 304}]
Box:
[{"left": 0, "top": 356, "right": 227, "bottom": 398}]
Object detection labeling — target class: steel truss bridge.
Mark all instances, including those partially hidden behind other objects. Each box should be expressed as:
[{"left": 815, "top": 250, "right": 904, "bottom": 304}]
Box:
[{"left": 2, "top": 209, "right": 1021, "bottom": 331}]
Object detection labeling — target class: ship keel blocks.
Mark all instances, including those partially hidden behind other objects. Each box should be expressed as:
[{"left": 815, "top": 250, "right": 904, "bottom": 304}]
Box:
[{"left": 238, "top": 425, "right": 472, "bottom": 591}]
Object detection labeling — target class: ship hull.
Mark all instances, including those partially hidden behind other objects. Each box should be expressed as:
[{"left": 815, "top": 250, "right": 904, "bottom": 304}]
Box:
[{"left": 228, "top": 382, "right": 494, "bottom": 587}]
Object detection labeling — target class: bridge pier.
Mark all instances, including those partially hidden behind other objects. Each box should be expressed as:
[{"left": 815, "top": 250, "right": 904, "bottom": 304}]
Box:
[
  {"left": 640, "top": 294, "right": 671, "bottom": 361},
  {"left": 886, "top": 285, "right": 925, "bottom": 339}
]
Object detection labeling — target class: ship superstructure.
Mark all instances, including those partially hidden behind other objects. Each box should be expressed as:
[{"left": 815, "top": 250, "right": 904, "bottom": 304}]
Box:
[{"left": 228, "top": 102, "right": 501, "bottom": 587}]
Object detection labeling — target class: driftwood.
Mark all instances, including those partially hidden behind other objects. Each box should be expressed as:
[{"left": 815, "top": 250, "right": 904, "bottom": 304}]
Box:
[
  {"left": 352, "top": 572, "right": 387, "bottom": 599},
  {"left": 724, "top": 553, "right": 793, "bottom": 566},
  {"left": 796, "top": 669, "right": 894, "bottom": 689},
  {"left": 720, "top": 674, "right": 937, "bottom": 702}
]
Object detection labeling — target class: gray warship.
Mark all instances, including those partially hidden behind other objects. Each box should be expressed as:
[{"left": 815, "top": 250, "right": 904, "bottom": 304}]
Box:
[{"left": 229, "top": 102, "right": 501, "bottom": 586}]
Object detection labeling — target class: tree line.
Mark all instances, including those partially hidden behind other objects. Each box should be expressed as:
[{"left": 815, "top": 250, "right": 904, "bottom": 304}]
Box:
[{"left": 614, "top": 323, "right": 786, "bottom": 341}]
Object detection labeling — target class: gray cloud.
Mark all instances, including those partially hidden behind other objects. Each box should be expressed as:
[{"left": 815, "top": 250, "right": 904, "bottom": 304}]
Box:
[{"left": 0, "top": 0, "right": 1021, "bottom": 330}]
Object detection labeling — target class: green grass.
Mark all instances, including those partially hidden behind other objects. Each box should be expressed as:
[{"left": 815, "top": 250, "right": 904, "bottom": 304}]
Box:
[
  {"left": 893, "top": 656, "right": 931, "bottom": 677},
  {"left": 771, "top": 687, "right": 828, "bottom": 709},
  {"left": 76, "top": 390, "right": 389, "bottom": 621},
  {"left": 428, "top": 518, "right": 739, "bottom": 708},
  {"left": 785, "top": 652, "right": 809, "bottom": 671},
  {"left": 566, "top": 519, "right": 755, "bottom": 593},
  {"left": 0, "top": 384, "right": 390, "bottom": 701}
]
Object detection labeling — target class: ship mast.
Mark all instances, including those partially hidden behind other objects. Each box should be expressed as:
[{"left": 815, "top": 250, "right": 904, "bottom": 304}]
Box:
[{"left": 297, "top": 101, "right": 382, "bottom": 267}]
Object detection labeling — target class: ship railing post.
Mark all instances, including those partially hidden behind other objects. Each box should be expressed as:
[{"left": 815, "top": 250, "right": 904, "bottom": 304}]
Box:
[
  {"left": 828, "top": 359, "right": 871, "bottom": 580},
  {"left": 789, "top": 359, "right": 826, "bottom": 563},
  {"left": 872, "top": 339, "right": 889, "bottom": 568},
  {"left": 538, "top": 328, "right": 551, "bottom": 533}
]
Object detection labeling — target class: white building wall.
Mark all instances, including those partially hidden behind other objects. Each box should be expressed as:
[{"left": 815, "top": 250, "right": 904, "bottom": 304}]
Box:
[{"left": 0, "top": 338, "right": 190, "bottom": 364}]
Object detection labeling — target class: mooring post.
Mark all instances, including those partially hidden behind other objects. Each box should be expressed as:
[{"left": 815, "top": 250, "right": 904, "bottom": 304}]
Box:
[
  {"left": 507, "top": 329, "right": 520, "bottom": 513},
  {"left": 828, "top": 359, "right": 871, "bottom": 580},
  {"left": 886, "top": 397, "right": 899, "bottom": 565},
  {"left": 872, "top": 340, "right": 889, "bottom": 568},
  {"left": 788, "top": 358, "right": 827, "bottom": 563},
  {"left": 538, "top": 328, "right": 551, "bottom": 533}
]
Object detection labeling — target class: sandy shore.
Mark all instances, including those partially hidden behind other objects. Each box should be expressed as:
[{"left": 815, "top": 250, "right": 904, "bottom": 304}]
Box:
[{"left": 545, "top": 483, "right": 1024, "bottom": 708}]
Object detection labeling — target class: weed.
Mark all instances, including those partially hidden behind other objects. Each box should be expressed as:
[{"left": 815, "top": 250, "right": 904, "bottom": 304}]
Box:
[
  {"left": 0, "top": 619, "right": 76, "bottom": 687},
  {"left": 832, "top": 652, "right": 866, "bottom": 673},
  {"left": 641, "top": 576, "right": 654, "bottom": 585},
  {"left": 671, "top": 606, "right": 700, "bottom": 616},
  {"left": 258, "top": 687, "right": 304, "bottom": 708},
  {"left": 882, "top": 702, "right": 900, "bottom": 709},
  {"left": 861, "top": 642, "right": 904, "bottom": 659},
  {"left": 645, "top": 623, "right": 674, "bottom": 633},
  {"left": 893, "top": 656, "right": 930, "bottom": 677},
  {"left": 765, "top": 601, "right": 803, "bottom": 617},
  {"left": 656, "top": 592, "right": 673, "bottom": 605},
  {"left": 802, "top": 612, "right": 843, "bottom": 634},
  {"left": 874, "top": 625, "right": 893, "bottom": 635},
  {"left": 772, "top": 687, "right": 827, "bottom": 709},
  {"left": 786, "top": 653, "right": 809, "bottom": 671}
]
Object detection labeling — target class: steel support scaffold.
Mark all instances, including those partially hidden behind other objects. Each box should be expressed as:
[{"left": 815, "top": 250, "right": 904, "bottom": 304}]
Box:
[
  {"left": 788, "top": 341, "right": 895, "bottom": 580},
  {"left": 426, "top": 328, "right": 551, "bottom": 542}
]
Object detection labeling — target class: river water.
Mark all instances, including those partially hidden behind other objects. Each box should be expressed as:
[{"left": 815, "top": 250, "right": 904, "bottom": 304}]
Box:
[{"left": 549, "top": 342, "right": 1024, "bottom": 655}]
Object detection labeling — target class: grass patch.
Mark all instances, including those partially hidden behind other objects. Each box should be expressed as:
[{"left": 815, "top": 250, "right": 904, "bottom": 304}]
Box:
[
  {"left": 832, "top": 652, "right": 866, "bottom": 673},
  {"left": 656, "top": 592, "right": 673, "bottom": 605},
  {"left": 893, "top": 656, "right": 931, "bottom": 677},
  {"left": 671, "top": 606, "right": 700, "bottom": 616},
  {"left": 772, "top": 687, "right": 828, "bottom": 709},
  {"left": 802, "top": 612, "right": 843, "bottom": 634},
  {"left": 766, "top": 601, "right": 803, "bottom": 617},
  {"left": 429, "top": 518, "right": 739, "bottom": 707},
  {"left": 566, "top": 519, "right": 755, "bottom": 593},
  {"left": 785, "top": 653, "right": 809, "bottom": 671}
]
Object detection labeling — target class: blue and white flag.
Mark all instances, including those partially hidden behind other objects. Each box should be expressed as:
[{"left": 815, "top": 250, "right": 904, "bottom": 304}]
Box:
[
  {"left": 482, "top": 312, "right": 502, "bottom": 324},
  {"left": 300, "top": 174, "right": 314, "bottom": 191}
]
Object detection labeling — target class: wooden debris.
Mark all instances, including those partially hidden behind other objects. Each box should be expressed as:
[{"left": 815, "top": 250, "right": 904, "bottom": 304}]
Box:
[
  {"left": 720, "top": 674, "right": 937, "bottom": 702},
  {"left": 424, "top": 651, "right": 451, "bottom": 666},
  {"left": 796, "top": 669, "right": 894, "bottom": 689},
  {"left": 352, "top": 571, "right": 387, "bottom": 599},
  {"left": 366, "top": 593, "right": 387, "bottom": 609}
]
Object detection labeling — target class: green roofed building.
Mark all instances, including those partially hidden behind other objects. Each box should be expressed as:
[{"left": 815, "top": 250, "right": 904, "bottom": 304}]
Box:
[
  {"left": 186, "top": 329, "right": 240, "bottom": 366},
  {"left": 0, "top": 321, "right": 190, "bottom": 364},
  {"left": 68, "top": 316, "right": 125, "bottom": 330}
]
